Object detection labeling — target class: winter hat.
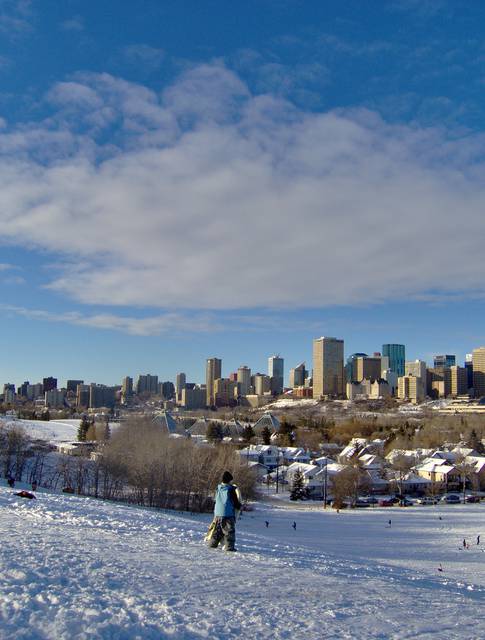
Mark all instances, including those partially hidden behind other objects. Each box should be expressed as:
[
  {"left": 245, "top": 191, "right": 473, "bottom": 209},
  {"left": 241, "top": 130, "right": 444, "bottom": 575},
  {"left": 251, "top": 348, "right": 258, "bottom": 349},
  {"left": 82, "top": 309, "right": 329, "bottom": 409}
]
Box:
[{"left": 222, "top": 471, "right": 233, "bottom": 484}]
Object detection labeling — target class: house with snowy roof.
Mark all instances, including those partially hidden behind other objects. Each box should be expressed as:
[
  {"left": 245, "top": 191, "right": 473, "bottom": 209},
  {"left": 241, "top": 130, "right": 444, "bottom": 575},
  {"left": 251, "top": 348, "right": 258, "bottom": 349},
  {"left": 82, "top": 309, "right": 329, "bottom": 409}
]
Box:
[{"left": 415, "top": 460, "right": 460, "bottom": 488}]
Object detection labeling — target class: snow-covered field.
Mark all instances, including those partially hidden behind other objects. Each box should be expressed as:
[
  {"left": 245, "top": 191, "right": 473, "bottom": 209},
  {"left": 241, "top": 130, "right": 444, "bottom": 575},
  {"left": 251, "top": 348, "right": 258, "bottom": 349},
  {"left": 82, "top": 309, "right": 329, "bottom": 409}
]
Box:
[
  {"left": 0, "top": 481, "right": 484, "bottom": 639},
  {"left": 0, "top": 418, "right": 118, "bottom": 444},
  {"left": 0, "top": 417, "right": 80, "bottom": 443}
]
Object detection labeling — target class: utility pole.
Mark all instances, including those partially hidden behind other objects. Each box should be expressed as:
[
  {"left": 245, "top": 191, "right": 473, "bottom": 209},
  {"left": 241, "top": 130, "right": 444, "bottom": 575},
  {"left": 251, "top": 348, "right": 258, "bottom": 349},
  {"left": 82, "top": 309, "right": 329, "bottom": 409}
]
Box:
[{"left": 323, "top": 461, "right": 328, "bottom": 509}]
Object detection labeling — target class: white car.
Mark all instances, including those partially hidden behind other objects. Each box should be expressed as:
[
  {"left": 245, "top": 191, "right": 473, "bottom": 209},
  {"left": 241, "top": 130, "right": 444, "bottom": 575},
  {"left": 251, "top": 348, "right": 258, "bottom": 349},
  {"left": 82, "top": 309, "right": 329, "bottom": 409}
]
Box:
[{"left": 416, "top": 497, "right": 438, "bottom": 505}]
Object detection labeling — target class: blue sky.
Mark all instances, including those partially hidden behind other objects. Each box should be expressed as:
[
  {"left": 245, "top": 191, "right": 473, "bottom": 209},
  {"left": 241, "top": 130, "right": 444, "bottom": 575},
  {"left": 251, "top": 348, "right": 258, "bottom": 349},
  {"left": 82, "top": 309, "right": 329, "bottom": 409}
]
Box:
[{"left": 1, "top": 0, "right": 485, "bottom": 387}]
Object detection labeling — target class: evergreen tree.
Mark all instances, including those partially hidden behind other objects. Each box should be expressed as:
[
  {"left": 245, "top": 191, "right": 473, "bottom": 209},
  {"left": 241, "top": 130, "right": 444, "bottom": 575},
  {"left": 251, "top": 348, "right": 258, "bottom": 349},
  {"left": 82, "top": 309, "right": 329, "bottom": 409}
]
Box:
[
  {"left": 206, "top": 421, "right": 223, "bottom": 442},
  {"left": 261, "top": 425, "right": 271, "bottom": 445},
  {"left": 279, "top": 419, "right": 295, "bottom": 446},
  {"left": 77, "top": 416, "right": 90, "bottom": 442},
  {"left": 468, "top": 428, "right": 485, "bottom": 454},
  {"left": 242, "top": 424, "right": 255, "bottom": 443},
  {"left": 290, "top": 469, "right": 307, "bottom": 501}
]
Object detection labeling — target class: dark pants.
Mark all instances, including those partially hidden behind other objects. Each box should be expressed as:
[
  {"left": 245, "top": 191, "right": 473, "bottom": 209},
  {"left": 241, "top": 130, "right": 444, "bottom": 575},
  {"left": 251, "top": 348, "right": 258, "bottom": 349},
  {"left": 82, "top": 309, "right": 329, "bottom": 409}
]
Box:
[{"left": 207, "top": 516, "right": 236, "bottom": 551}]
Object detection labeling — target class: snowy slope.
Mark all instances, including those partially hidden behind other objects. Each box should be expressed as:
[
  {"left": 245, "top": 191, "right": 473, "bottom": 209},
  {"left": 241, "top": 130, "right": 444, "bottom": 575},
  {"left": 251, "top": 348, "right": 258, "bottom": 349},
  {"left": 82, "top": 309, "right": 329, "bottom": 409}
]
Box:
[
  {"left": 0, "top": 417, "right": 80, "bottom": 443},
  {"left": 0, "top": 418, "right": 118, "bottom": 444},
  {"left": 0, "top": 481, "right": 484, "bottom": 639}
]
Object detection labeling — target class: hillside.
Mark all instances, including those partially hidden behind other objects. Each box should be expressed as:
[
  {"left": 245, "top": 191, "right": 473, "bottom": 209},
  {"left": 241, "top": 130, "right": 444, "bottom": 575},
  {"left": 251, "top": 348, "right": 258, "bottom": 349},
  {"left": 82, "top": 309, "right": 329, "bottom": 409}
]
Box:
[{"left": 0, "top": 482, "right": 484, "bottom": 639}]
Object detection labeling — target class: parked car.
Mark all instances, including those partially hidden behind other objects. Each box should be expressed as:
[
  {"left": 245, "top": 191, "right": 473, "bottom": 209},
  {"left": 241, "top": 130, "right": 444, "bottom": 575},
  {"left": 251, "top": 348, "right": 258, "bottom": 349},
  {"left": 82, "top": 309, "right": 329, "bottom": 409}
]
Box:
[
  {"left": 400, "top": 498, "right": 414, "bottom": 507},
  {"left": 416, "top": 497, "right": 438, "bottom": 505},
  {"left": 440, "top": 494, "right": 461, "bottom": 504},
  {"left": 354, "top": 500, "right": 371, "bottom": 508},
  {"left": 379, "top": 499, "right": 393, "bottom": 507},
  {"left": 465, "top": 495, "right": 480, "bottom": 503}
]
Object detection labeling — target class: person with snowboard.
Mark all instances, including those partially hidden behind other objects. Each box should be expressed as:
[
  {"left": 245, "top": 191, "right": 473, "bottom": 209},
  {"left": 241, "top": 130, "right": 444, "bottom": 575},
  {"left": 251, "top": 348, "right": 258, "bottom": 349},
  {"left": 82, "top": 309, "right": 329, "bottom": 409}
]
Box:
[{"left": 207, "top": 471, "right": 242, "bottom": 552}]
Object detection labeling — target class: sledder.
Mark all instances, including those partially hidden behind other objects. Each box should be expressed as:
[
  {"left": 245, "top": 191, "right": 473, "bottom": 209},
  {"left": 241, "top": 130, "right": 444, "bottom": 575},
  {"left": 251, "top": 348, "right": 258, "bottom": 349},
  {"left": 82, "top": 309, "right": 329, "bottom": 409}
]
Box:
[{"left": 206, "top": 471, "right": 242, "bottom": 552}]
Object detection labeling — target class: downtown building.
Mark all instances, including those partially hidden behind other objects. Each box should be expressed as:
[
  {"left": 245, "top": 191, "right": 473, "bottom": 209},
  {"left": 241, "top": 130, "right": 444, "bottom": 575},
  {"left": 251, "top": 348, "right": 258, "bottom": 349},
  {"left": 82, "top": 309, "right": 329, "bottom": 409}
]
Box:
[
  {"left": 206, "top": 358, "right": 222, "bottom": 407},
  {"left": 312, "top": 337, "right": 344, "bottom": 399}
]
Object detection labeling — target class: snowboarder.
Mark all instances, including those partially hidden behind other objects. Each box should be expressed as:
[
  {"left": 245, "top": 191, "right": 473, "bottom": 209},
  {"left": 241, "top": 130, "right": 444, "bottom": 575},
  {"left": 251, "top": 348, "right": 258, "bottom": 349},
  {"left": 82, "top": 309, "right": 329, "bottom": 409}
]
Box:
[
  {"left": 477, "top": 535, "right": 480, "bottom": 545},
  {"left": 292, "top": 521, "right": 296, "bottom": 530},
  {"left": 437, "top": 563, "right": 443, "bottom": 572},
  {"left": 265, "top": 521, "right": 269, "bottom": 528},
  {"left": 463, "top": 538, "right": 467, "bottom": 549},
  {"left": 207, "top": 471, "right": 242, "bottom": 552},
  {"left": 388, "top": 519, "right": 392, "bottom": 528}
]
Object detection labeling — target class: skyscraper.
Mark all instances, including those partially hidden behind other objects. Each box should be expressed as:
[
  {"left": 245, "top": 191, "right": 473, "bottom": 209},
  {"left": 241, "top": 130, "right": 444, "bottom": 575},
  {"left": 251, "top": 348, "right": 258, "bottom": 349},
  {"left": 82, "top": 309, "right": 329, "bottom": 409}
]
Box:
[
  {"left": 268, "top": 355, "right": 284, "bottom": 395},
  {"left": 206, "top": 357, "right": 222, "bottom": 407},
  {"left": 176, "top": 372, "right": 186, "bottom": 401},
  {"left": 237, "top": 366, "right": 251, "bottom": 396},
  {"left": 313, "top": 337, "right": 344, "bottom": 399},
  {"left": 434, "top": 354, "right": 456, "bottom": 369},
  {"left": 472, "top": 347, "right": 485, "bottom": 397},
  {"left": 289, "top": 362, "right": 306, "bottom": 388},
  {"left": 121, "top": 376, "right": 133, "bottom": 400},
  {"left": 382, "top": 344, "right": 405, "bottom": 377},
  {"left": 465, "top": 354, "right": 473, "bottom": 390},
  {"left": 136, "top": 374, "right": 158, "bottom": 395}
]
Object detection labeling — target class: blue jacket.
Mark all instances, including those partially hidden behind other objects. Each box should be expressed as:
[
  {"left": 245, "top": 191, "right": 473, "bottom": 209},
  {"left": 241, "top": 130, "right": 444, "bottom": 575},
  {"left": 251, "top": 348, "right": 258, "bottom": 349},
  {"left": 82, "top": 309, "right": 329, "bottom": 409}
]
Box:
[{"left": 214, "top": 483, "right": 240, "bottom": 517}]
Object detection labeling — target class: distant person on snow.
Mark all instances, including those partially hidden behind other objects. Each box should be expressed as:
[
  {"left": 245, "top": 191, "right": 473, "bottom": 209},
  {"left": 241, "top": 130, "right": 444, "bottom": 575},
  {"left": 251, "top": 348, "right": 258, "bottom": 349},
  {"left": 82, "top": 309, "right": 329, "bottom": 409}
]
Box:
[
  {"left": 265, "top": 521, "right": 269, "bottom": 528},
  {"left": 292, "top": 521, "right": 296, "bottom": 530},
  {"left": 7, "top": 476, "right": 15, "bottom": 488},
  {"left": 477, "top": 535, "right": 481, "bottom": 546},
  {"left": 207, "top": 471, "right": 242, "bottom": 552},
  {"left": 463, "top": 538, "right": 467, "bottom": 549}
]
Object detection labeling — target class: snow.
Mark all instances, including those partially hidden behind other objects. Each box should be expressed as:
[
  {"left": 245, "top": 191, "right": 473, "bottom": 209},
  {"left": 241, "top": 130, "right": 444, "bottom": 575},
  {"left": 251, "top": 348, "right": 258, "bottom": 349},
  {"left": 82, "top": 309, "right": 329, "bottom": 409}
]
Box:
[
  {"left": 0, "top": 418, "right": 118, "bottom": 444},
  {"left": 0, "top": 482, "right": 484, "bottom": 639},
  {"left": 265, "top": 398, "right": 319, "bottom": 409}
]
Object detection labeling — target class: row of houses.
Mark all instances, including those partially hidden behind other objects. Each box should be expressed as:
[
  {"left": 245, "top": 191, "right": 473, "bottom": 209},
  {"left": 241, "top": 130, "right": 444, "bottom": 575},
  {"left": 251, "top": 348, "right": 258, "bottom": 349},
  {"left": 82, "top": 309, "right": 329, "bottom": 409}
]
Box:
[{"left": 238, "top": 438, "right": 485, "bottom": 498}]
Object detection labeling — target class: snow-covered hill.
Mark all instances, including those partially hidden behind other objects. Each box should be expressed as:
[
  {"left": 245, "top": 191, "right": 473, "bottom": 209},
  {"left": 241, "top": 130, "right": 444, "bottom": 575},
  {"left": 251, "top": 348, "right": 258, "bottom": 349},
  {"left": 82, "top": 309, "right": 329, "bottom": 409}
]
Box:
[{"left": 0, "top": 482, "right": 484, "bottom": 639}]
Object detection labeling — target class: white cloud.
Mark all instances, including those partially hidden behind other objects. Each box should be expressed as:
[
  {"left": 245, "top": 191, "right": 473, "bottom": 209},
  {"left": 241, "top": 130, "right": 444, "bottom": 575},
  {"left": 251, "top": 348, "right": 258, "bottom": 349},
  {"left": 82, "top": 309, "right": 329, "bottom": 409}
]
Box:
[
  {"left": 1, "top": 64, "right": 485, "bottom": 310},
  {"left": 0, "top": 305, "right": 222, "bottom": 336}
]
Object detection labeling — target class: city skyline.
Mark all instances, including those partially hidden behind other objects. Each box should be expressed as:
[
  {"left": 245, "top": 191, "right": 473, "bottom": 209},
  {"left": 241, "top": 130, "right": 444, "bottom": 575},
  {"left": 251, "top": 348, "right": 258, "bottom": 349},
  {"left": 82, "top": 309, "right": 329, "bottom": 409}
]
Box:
[{"left": 2, "top": 2, "right": 485, "bottom": 383}]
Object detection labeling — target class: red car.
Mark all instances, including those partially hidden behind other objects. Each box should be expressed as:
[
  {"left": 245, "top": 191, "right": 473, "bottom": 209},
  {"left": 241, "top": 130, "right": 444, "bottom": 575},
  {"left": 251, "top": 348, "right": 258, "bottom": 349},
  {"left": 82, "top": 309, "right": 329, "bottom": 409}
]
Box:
[{"left": 379, "top": 499, "right": 393, "bottom": 507}]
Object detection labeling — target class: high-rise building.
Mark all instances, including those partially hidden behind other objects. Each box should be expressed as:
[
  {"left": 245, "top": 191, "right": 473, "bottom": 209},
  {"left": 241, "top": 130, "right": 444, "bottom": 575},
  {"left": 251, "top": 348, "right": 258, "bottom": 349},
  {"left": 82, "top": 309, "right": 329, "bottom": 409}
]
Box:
[
  {"left": 237, "top": 366, "right": 252, "bottom": 396},
  {"left": 136, "top": 374, "right": 159, "bottom": 395},
  {"left": 268, "top": 355, "right": 284, "bottom": 395},
  {"left": 206, "top": 358, "right": 222, "bottom": 407},
  {"left": 472, "top": 347, "right": 485, "bottom": 397},
  {"left": 67, "top": 379, "right": 84, "bottom": 394},
  {"left": 313, "top": 337, "right": 344, "bottom": 399},
  {"left": 45, "top": 388, "right": 66, "bottom": 408},
  {"left": 181, "top": 385, "right": 207, "bottom": 410},
  {"left": 121, "top": 376, "right": 133, "bottom": 399},
  {"left": 289, "top": 363, "right": 306, "bottom": 388},
  {"left": 76, "top": 384, "right": 90, "bottom": 407},
  {"left": 160, "top": 381, "right": 175, "bottom": 400},
  {"left": 434, "top": 354, "right": 456, "bottom": 369},
  {"left": 449, "top": 366, "right": 468, "bottom": 397},
  {"left": 405, "top": 360, "right": 427, "bottom": 397},
  {"left": 176, "top": 373, "right": 186, "bottom": 401},
  {"left": 382, "top": 344, "right": 405, "bottom": 377},
  {"left": 213, "top": 378, "right": 237, "bottom": 406},
  {"left": 355, "top": 356, "right": 382, "bottom": 382},
  {"left": 398, "top": 375, "right": 424, "bottom": 403},
  {"left": 345, "top": 353, "right": 368, "bottom": 382},
  {"left": 465, "top": 354, "right": 473, "bottom": 390},
  {"left": 253, "top": 373, "right": 271, "bottom": 396},
  {"left": 89, "top": 384, "right": 117, "bottom": 408},
  {"left": 18, "top": 381, "right": 30, "bottom": 397},
  {"left": 43, "top": 377, "right": 57, "bottom": 392}
]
